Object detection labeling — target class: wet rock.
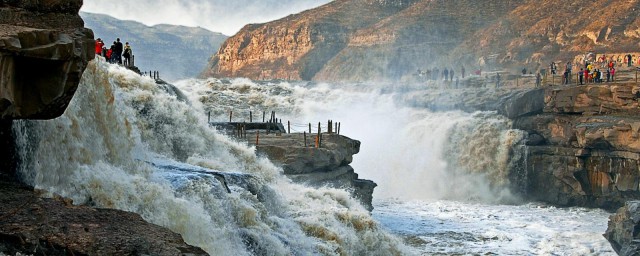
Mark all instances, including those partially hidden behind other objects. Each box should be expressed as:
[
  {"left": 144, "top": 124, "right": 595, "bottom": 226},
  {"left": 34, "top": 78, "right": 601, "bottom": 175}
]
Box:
[
  {"left": 0, "top": 180, "right": 208, "bottom": 256},
  {"left": 605, "top": 201, "right": 640, "bottom": 256},
  {"left": 253, "top": 133, "right": 377, "bottom": 210},
  {"left": 0, "top": 0, "right": 94, "bottom": 119}
]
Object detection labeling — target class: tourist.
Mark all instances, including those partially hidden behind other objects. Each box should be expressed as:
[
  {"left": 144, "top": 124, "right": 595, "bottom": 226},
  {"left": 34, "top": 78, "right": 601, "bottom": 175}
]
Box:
[
  {"left": 114, "top": 38, "right": 124, "bottom": 64},
  {"left": 522, "top": 68, "right": 527, "bottom": 75},
  {"left": 563, "top": 69, "right": 569, "bottom": 85},
  {"left": 449, "top": 69, "right": 454, "bottom": 81},
  {"left": 628, "top": 54, "right": 633, "bottom": 67},
  {"left": 95, "top": 38, "right": 104, "bottom": 56},
  {"left": 443, "top": 68, "right": 449, "bottom": 81},
  {"left": 536, "top": 72, "right": 542, "bottom": 87},
  {"left": 461, "top": 66, "right": 465, "bottom": 78},
  {"left": 579, "top": 68, "right": 584, "bottom": 85},
  {"left": 584, "top": 68, "right": 589, "bottom": 84},
  {"left": 611, "top": 67, "right": 616, "bottom": 82},
  {"left": 123, "top": 42, "right": 132, "bottom": 67}
]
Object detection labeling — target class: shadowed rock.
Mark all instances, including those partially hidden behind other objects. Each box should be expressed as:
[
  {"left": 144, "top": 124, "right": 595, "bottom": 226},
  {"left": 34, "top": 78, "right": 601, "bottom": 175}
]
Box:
[{"left": 0, "top": 0, "right": 94, "bottom": 119}]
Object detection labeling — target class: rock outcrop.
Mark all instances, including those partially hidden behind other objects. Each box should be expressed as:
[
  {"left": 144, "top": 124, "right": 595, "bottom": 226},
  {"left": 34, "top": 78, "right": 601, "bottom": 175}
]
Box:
[
  {"left": 604, "top": 201, "right": 640, "bottom": 256},
  {"left": 251, "top": 132, "right": 377, "bottom": 211},
  {"left": 0, "top": 180, "right": 207, "bottom": 255},
  {"left": 203, "top": 0, "right": 640, "bottom": 82},
  {"left": 513, "top": 83, "right": 640, "bottom": 209},
  {"left": 0, "top": 0, "right": 94, "bottom": 119}
]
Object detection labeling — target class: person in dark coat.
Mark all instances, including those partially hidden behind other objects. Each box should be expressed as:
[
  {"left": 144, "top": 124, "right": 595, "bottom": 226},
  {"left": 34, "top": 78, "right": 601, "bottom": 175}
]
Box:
[{"left": 114, "top": 38, "right": 124, "bottom": 64}]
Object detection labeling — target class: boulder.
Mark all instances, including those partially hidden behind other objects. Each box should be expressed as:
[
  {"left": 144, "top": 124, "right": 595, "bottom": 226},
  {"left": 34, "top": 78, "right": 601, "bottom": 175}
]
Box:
[
  {"left": 0, "top": 1, "right": 94, "bottom": 119},
  {"left": 605, "top": 201, "right": 640, "bottom": 256}
]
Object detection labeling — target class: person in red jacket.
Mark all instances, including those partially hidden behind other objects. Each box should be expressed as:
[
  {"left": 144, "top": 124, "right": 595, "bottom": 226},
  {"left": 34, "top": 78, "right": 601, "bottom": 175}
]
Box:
[{"left": 95, "top": 38, "right": 104, "bottom": 56}]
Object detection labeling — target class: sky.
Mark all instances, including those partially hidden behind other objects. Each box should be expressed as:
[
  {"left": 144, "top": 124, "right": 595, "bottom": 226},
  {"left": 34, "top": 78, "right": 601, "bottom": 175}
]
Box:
[{"left": 81, "top": 0, "right": 332, "bottom": 35}]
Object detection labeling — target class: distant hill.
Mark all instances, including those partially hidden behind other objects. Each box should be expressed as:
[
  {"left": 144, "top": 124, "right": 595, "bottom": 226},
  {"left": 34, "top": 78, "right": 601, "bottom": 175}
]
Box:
[
  {"left": 202, "top": 0, "right": 640, "bottom": 82},
  {"left": 81, "top": 12, "right": 227, "bottom": 81}
]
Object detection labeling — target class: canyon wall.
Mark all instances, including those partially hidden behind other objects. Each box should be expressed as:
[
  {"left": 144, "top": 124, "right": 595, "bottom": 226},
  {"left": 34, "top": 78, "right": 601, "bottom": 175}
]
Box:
[{"left": 204, "top": 0, "right": 640, "bottom": 82}]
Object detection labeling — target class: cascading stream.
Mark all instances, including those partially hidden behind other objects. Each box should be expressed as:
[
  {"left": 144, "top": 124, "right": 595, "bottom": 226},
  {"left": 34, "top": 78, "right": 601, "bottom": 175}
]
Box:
[{"left": 13, "top": 58, "right": 408, "bottom": 256}]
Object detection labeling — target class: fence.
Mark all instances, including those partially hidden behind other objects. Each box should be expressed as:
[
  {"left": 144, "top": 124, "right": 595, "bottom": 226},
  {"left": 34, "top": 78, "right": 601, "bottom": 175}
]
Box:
[{"left": 208, "top": 110, "right": 342, "bottom": 148}]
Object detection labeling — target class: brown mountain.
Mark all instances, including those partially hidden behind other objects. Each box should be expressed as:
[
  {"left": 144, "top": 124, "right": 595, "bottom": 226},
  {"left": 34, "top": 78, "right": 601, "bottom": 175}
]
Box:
[{"left": 202, "top": 0, "right": 640, "bottom": 82}]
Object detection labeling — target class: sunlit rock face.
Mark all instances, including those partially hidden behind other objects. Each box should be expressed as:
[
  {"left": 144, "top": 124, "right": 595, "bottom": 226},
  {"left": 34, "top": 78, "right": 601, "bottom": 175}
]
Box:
[
  {"left": 0, "top": 0, "right": 94, "bottom": 119},
  {"left": 204, "top": 0, "right": 640, "bottom": 82}
]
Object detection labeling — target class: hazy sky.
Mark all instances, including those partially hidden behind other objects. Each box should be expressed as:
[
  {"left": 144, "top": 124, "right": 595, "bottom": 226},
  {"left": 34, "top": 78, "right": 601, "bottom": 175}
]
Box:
[{"left": 81, "top": 0, "right": 331, "bottom": 35}]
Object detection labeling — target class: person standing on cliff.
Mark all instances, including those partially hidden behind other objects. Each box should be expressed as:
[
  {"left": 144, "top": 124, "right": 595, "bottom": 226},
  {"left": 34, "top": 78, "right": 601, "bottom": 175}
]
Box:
[
  {"left": 443, "top": 68, "right": 449, "bottom": 81},
  {"left": 495, "top": 73, "right": 501, "bottom": 88},
  {"left": 536, "top": 72, "right": 542, "bottom": 87},
  {"left": 449, "top": 69, "right": 454, "bottom": 81},
  {"left": 579, "top": 68, "right": 584, "bottom": 85},
  {"left": 611, "top": 67, "right": 616, "bottom": 82},
  {"left": 114, "top": 38, "right": 124, "bottom": 65},
  {"left": 95, "top": 38, "right": 104, "bottom": 56},
  {"left": 461, "top": 66, "right": 465, "bottom": 78},
  {"left": 628, "top": 54, "right": 633, "bottom": 67},
  {"left": 123, "top": 42, "right": 132, "bottom": 67}
]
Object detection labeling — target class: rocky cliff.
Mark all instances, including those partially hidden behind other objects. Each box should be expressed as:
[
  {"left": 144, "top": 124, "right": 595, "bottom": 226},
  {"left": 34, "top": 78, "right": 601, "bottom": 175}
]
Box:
[
  {"left": 513, "top": 83, "right": 640, "bottom": 209},
  {"left": 203, "top": 0, "right": 640, "bottom": 82},
  {"left": 0, "top": 0, "right": 94, "bottom": 119},
  {"left": 250, "top": 132, "right": 377, "bottom": 211}
]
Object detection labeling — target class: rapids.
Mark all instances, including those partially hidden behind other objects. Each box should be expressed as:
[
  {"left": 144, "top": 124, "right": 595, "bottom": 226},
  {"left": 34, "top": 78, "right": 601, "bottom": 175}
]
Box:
[
  {"left": 174, "top": 74, "right": 616, "bottom": 255},
  {"left": 11, "top": 57, "right": 615, "bottom": 254},
  {"left": 13, "top": 58, "right": 408, "bottom": 255}
]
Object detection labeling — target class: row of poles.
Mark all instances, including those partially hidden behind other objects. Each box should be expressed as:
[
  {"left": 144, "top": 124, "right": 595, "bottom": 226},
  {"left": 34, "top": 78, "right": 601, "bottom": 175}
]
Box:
[
  {"left": 142, "top": 71, "right": 160, "bottom": 80},
  {"left": 209, "top": 111, "right": 341, "bottom": 148}
]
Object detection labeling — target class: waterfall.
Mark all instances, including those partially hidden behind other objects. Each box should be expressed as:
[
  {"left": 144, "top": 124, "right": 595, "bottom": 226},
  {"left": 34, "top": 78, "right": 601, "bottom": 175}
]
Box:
[
  {"left": 174, "top": 78, "right": 527, "bottom": 204},
  {"left": 13, "top": 58, "right": 408, "bottom": 255}
]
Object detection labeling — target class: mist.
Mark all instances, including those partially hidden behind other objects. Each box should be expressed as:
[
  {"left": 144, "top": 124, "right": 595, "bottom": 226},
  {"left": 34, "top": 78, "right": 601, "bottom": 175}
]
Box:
[{"left": 81, "top": 0, "right": 331, "bottom": 35}]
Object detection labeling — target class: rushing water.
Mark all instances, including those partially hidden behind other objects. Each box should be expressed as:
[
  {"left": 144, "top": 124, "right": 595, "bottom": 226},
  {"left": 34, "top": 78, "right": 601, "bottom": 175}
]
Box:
[
  {"left": 175, "top": 75, "right": 616, "bottom": 255},
  {"left": 12, "top": 58, "right": 615, "bottom": 255}
]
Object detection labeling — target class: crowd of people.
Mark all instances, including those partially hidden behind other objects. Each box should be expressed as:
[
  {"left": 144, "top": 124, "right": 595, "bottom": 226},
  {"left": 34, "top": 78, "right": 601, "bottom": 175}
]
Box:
[
  {"left": 94, "top": 38, "right": 133, "bottom": 66},
  {"left": 549, "top": 53, "right": 638, "bottom": 86}
]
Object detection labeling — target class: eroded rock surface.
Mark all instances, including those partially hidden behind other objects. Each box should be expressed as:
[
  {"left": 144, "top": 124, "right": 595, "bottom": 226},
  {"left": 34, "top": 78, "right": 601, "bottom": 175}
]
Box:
[
  {"left": 0, "top": 180, "right": 208, "bottom": 256},
  {"left": 513, "top": 83, "right": 640, "bottom": 209},
  {"left": 0, "top": 0, "right": 94, "bottom": 119},
  {"left": 605, "top": 201, "right": 640, "bottom": 256},
  {"left": 251, "top": 133, "right": 376, "bottom": 210},
  {"left": 204, "top": 0, "right": 640, "bottom": 82}
]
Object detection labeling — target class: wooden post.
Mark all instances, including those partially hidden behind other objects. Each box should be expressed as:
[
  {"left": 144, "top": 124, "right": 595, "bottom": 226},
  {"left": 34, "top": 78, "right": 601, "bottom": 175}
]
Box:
[
  {"left": 317, "top": 122, "right": 322, "bottom": 148},
  {"left": 256, "top": 131, "right": 259, "bottom": 145},
  {"left": 250, "top": 111, "right": 253, "bottom": 123},
  {"left": 207, "top": 111, "right": 211, "bottom": 123},
  {"left": 315, "top": 135, "right": 319, "bottom": 148},
  {"left": 132, "top": 55, "right": 135, "bottom": 67},
  {"left": 229, "top": 111, "right": 233, "bottom": 122},
  {"left": 263, "top": 111, "right": 265, "bottom": 122},
  {"left": 338, "top": 122, "right": 341, "bottom": 135},
  {"left": 327, "top": 120, "right": 331, "bottom": 133},
  {"left": 288, "top": 121, "right": 290, "bottom": 134},
  {"left": 267, "top": 121, "right": 270, "bottom": 135},
  {"left": 304, "top": 131, "right": 307, "bottom": 147},
  {"left": 309, "top": 123, "right": 311, "bottom": 134}
]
